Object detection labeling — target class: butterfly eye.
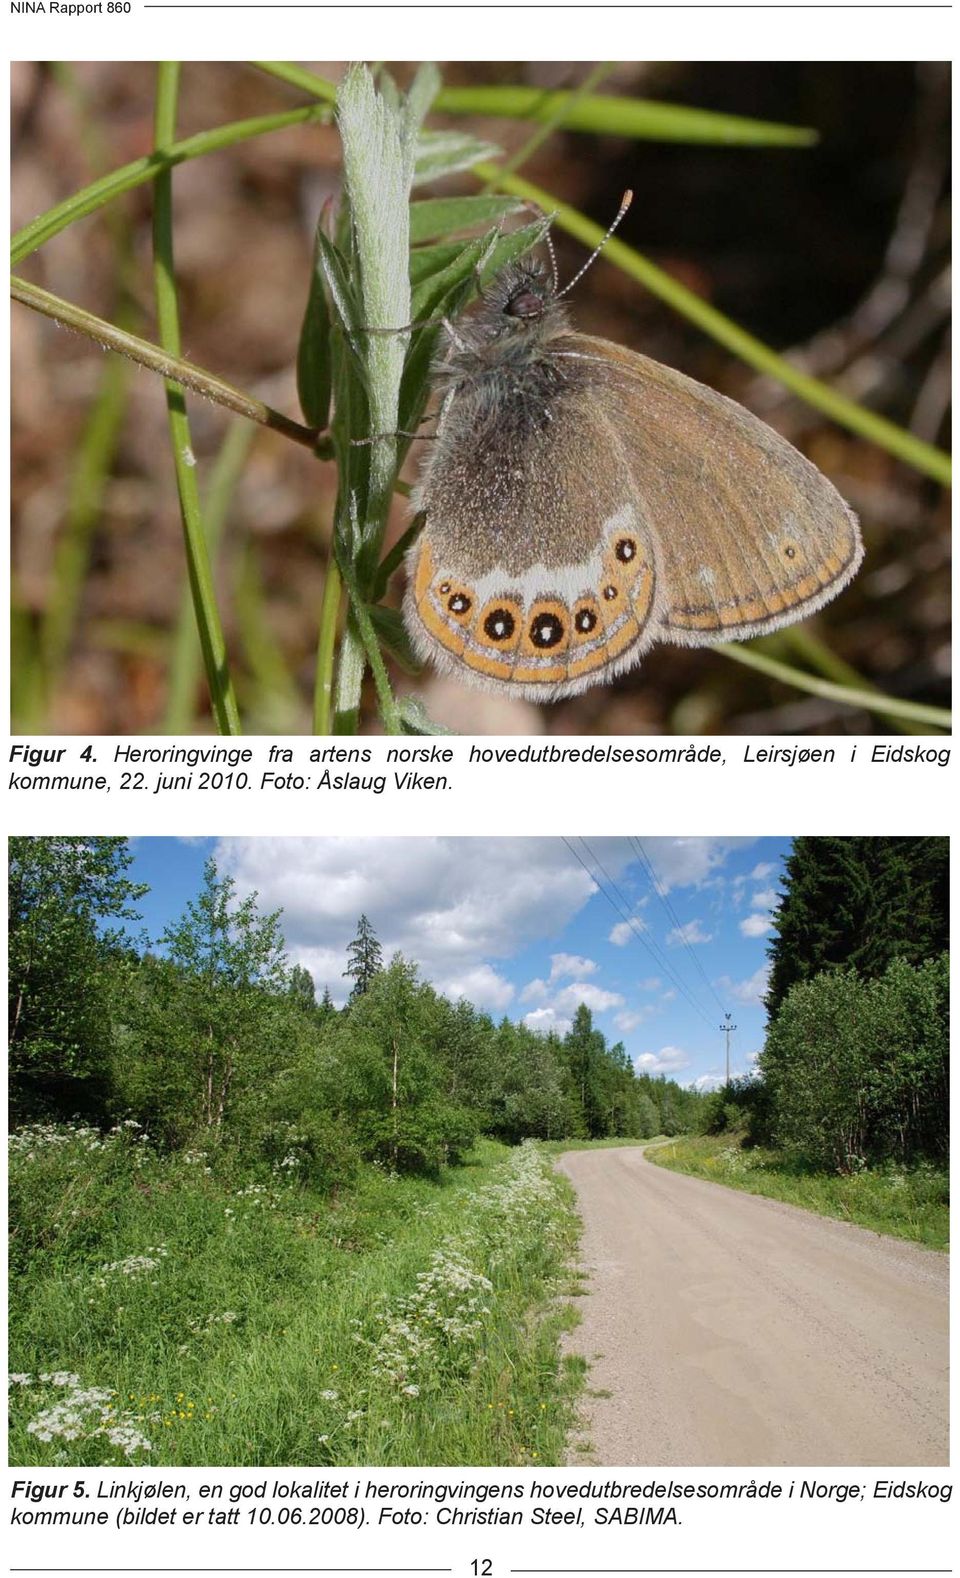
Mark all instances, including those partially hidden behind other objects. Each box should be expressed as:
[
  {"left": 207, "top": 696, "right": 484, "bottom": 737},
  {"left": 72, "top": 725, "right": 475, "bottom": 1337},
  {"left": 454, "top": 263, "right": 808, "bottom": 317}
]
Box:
[{"left": 505, "top": 290, "right": 543, "bottom": 320}]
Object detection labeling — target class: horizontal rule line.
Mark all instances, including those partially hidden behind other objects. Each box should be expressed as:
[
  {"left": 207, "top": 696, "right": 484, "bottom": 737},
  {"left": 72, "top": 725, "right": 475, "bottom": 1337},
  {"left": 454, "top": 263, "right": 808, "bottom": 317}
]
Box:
[{"left": 140, "top": 5, "right": 953, "bottom": 10}]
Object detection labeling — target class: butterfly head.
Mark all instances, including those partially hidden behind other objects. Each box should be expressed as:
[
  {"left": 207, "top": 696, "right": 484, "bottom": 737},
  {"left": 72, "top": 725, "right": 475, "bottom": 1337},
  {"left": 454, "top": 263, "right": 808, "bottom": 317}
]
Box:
[{"left": 475, "top": 259, "right": 565, "bottom": 344}]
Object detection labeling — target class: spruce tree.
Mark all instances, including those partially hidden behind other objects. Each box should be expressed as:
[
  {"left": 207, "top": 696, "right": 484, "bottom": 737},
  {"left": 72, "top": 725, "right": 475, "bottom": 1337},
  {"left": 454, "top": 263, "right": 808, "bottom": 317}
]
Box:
[
  {"left": 343, "top": 914, "right": 384, "bottom": 1001},
  {"left": 765, "top": 837, "right": 948, "bottom": 1018}
]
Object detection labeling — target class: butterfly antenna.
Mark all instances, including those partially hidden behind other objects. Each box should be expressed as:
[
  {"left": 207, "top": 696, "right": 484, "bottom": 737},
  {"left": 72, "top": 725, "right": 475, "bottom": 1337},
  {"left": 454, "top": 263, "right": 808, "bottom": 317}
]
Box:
[
  {"left": 555, "top": 189, "right": 633, "bottom": 299},
  {"left": 544, "top": 227, "right": 560, "bottom": 293}
]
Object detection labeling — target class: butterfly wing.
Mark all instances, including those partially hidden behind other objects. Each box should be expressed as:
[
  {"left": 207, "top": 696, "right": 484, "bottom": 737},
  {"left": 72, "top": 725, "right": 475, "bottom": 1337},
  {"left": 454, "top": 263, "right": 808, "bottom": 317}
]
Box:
[
  {"left": 573, "top": 335, "right": 863, "bottom": 643},
  {"left": 405, "top": 382, "right": 661, "bottom": 698}
]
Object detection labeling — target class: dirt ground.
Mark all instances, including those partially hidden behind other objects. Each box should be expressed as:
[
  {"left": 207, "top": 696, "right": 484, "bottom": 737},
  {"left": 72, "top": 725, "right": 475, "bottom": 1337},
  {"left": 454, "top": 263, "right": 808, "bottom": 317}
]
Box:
[{"left": 558, "top": 1145, "right": 948, "bottom": 1465}]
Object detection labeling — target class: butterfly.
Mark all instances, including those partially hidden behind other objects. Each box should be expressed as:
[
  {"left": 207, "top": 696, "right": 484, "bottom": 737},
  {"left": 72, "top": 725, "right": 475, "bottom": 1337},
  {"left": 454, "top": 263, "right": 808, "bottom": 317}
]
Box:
[{"left": 402, "top": 196, "right": 863, "bottom": 701}]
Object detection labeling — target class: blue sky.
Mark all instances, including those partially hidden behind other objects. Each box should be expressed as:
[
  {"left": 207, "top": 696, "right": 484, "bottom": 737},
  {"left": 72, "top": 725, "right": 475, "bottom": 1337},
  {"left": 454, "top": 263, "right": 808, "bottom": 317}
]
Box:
[{"left": 126, "top": 836, "right": 789, "bottom": 1091}]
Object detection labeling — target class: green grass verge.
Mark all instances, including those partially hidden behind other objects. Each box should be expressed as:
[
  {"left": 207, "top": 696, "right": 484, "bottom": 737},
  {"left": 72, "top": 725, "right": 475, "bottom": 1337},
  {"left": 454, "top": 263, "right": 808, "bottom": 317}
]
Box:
[
  {"left": 648, "top": 1134, "right": 948, "bottom": 1251},
  {"left": 9, "top": 1126, "right": 583, "bottom": 1467},
  {"left": 540, "top": 1136, "right": 661, "bottom": 1155}
]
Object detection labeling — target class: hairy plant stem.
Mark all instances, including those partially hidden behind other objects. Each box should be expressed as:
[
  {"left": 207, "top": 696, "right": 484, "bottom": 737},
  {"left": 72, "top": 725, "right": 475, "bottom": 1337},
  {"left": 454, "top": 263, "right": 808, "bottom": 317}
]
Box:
[{"left": 11, "top": 277, "right": 321, "bottom": 451}]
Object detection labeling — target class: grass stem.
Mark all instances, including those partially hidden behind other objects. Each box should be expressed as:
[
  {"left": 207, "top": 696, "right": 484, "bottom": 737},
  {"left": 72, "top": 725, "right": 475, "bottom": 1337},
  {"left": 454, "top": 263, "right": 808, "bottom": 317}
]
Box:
[
  {"left": 716, "top": 641, "right": 950, "bottom": 731},
  {"left": 152, "top": 62, "right": 241, "bottom": 737}
]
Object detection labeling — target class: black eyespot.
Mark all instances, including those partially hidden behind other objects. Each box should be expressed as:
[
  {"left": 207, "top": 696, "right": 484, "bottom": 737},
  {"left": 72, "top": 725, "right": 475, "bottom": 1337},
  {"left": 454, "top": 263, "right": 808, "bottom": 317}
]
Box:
[
  {"left": 483, "top": 608, "right": 515, "bottom": 643},
  {"left": 448, "top": 593, "right": 472, "bottom": 615},
  {"left": 575, "top": 609, "right": 598, "bottom": 635},
  {"left": 530, "top": 612, "right": 565, "bottom": 649},
  {"left": 784, "top": 545, "right": 797, "bottom": 560},
  {"left": 603, "top": 585, "right": 618, "bottom": 602},
  {"left": 439, "top": 582, "right": 451, "bottom": 594},
  {"left": 615, "top": 538, "right": 637, "bottom": 563}
]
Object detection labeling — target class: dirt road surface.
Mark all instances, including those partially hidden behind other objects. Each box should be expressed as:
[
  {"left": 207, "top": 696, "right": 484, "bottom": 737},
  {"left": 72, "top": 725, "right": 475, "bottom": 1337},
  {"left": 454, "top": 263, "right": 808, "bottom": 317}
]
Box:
[{"left": 557, "top": 1146, "right": 948, "bottom": 1465}]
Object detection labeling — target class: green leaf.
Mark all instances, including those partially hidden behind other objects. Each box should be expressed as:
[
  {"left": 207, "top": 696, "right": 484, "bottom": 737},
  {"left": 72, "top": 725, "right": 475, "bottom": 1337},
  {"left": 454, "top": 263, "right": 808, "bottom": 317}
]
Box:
[
  {"left": 410, "top": 240, "right": 472, "bottom": 288},
  {"left": 314, "top": 228, "right": 368, "bottom": 386},
  {"left": 372, "top": 513, "right": 427, "bottom": 603},
  {"left": 433, "top": 85, "right": 818, "bottom": 147},
  {"left": 410, "top": 194, "right": 526, "bottom": 244},
  {"left": 400, "top": 63, "right": 442, "bottom": 181},
  {"left": 398, "top": 696, "right": 454, "bottom": 735},
  {"left": 296, "top": 213, "right": 333, "bottom": 430},
  {"left": 413, "top": 128, "right": 502, "bottom": 185},
  {"left": 409, "top": 215, "right": 549, "bottom": 322},
  {"left": 368, "top": 604, "right": 421, "bottom": 675}
]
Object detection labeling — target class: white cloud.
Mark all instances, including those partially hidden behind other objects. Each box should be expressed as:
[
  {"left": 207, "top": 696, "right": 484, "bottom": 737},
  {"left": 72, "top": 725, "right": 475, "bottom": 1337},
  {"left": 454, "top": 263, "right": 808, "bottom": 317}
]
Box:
[
  {"left": 615, "top": 1009, "right": 648, "bottom": 1033},
  {"left": 439, "top": 964, "right": 515, "bottom": 1013},
  {"left": 638, "top": 837, "right": 756, "bottom": 894},
  {"left": 639, "top": 976, "right": 661, "bottom": 991},
  {"left": 690, "top": 1072, "right": 724, "bottom": 1092},
  {"left": 521, "top": 977, "right": 624, "bottom": 1036},
  {"left": 608, "top": 918, "right": 645, "bottom": 946},
  {"left": 523, "top": 1006, "right": 572, "bottom": 1036},
  {"left": 751, "top": 862, "right": 775, "bottom": 879},
  {"left": 740, "top": 913, "right": 773, "bottom": 938},
  {"left": 553, "top": 982, "right": 624, "bottom": 1014},
  {"left": 634, "top": 1045, "right": 691, "bottom": 1075},
  {"left": 751, "top": 888, "right": 778, "bottom": 910},
  {"left": 667, "top": 918, "right": 712, "bottom": 947},
  {"left": 213, "top": 836, "right": 598, "bottom": 996},
  {"left": 716, "top": 963, "right": 771, "bottom": 1006},
  {"left": 549, "top": 952, "right": 597, "bottom": 981}
]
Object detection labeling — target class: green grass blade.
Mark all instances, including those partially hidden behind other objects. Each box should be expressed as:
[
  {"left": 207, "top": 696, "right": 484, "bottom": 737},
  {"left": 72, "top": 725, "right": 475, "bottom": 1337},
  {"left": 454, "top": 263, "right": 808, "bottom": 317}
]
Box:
[
  {"left": 234, "top": 543, "right": 304, "bottom": 730},
  {"left": 11, "top": 104, "right": 333, "bottom": 265},
  {"left": 152, "top": 62, "right": 241, "bottom": 737},
  {"left": 40, "top": 343, "right": 129, "bottom": 691},
  {"left": 482, "top": 63, "right": 617, "bottom": 188},
  {"left": 313, "top": 558, "right": 343, "bottom": 736},
  {"left": 163, "top": 419, "right": 255, "bottom": 734},
  {"left": 251, "top": 62, "right": 817, "bottom": 147},
  {"left": 717, "top": 641, "right": 951, "bottom": 731},
  {"left": 473, "top": 166, "right": 952, "bottom": 486},
  {"left": 438, "top": 83, "right": 819, "bottom": 146}
]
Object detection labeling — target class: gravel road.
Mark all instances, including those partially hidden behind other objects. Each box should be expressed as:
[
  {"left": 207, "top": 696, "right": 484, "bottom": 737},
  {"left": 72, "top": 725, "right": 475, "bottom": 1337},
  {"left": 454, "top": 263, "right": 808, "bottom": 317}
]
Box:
[{"left": 557, "top": 1145, "right": 948, "bottom": 1466}]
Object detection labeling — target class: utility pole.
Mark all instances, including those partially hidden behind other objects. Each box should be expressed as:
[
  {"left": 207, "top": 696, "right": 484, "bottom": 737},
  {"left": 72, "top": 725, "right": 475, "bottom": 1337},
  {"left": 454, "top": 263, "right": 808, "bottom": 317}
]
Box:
[{"left": 720, "top": 1012, "right": 737, "bottom": 1089}]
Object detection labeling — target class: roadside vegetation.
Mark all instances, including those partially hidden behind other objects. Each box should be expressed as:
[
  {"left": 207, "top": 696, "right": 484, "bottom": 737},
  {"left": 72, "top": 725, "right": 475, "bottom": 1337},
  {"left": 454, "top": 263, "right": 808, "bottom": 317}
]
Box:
[
  {"left": 10, "top": 1130, "right": 582, "bottom": 1467},
  {"left": 652, "top": 839, "right": 948, "bottom": 1252},
  {"left": 650, "top": 1136, "right": 947, "bottom": 1250},
  {"left": 8, "top": 836, "right": 700, "bottom": 1467}
]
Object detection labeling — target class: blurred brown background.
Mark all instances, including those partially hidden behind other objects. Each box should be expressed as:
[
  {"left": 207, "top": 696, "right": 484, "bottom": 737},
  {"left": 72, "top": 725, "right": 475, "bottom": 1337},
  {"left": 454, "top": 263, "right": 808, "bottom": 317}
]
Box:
[{"left": 11, "top": 62, "right": 951, "bottom": 735}]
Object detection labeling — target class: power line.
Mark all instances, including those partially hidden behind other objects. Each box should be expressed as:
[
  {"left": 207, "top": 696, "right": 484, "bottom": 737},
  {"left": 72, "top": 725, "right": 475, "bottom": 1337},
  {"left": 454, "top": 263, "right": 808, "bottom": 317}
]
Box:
[
  {"left": 563, "top": 837, "right": 716, "bottom": 1031},
  {"left": 630, "top": 837, "right": 729, "bottom": 1016},
  {"left": 580, "top": 839, "right": 719, "bottom": 1028}
]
